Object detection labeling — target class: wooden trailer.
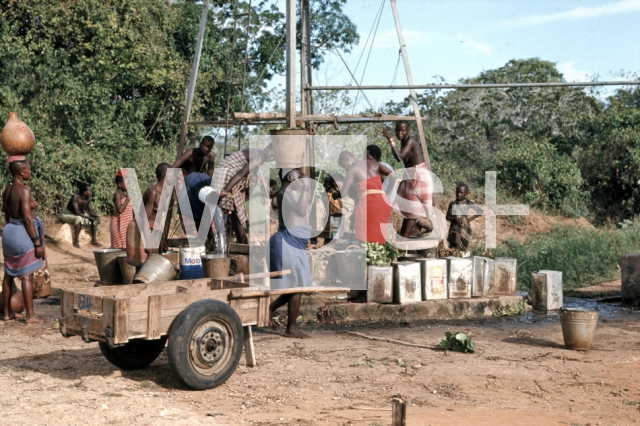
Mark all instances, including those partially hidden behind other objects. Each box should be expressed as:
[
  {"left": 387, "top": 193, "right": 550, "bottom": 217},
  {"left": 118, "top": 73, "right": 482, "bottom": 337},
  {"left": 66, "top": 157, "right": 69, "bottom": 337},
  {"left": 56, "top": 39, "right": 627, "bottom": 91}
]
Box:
[{"left": 59, "top": 276, "right": 345, "bottom": 390}]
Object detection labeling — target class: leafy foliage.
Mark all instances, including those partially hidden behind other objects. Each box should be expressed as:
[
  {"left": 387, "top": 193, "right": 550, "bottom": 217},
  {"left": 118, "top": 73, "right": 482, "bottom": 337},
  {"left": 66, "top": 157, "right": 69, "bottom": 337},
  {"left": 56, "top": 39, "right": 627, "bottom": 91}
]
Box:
[
  {"left": 363, "top": 242, "right": 399, "bottom": 266},
  {"left": 578, "top": 88, "right": 640, "bottom": 223},
  {"left": 0, "top": 0, "right": 356, "bottom": 214},
  {"left": 489, "top": 134, "right": 588, "bottom": 217},
  {"left": 438, "top": 331, "right": 476, "bottom": 353}
]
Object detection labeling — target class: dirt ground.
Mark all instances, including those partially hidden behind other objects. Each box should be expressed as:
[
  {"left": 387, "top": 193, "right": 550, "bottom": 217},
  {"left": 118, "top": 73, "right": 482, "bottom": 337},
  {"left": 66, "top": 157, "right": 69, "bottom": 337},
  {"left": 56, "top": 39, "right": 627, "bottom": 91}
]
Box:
[
  {"left": 1, "top": 297, "right": 640, "bottom": 426},
  {"left": 2, "top": 217, "right": 640, "bottom": 425}
]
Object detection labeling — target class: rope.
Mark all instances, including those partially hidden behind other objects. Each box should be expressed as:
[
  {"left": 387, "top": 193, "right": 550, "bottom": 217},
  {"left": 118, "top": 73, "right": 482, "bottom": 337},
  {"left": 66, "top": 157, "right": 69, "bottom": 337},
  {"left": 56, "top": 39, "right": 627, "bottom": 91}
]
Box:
[
  {"left": 390, "top": 49, "right": 402, "bottom": 90},
  {"left": 352, "top": 0, "right": 385, "bottom": 111}
]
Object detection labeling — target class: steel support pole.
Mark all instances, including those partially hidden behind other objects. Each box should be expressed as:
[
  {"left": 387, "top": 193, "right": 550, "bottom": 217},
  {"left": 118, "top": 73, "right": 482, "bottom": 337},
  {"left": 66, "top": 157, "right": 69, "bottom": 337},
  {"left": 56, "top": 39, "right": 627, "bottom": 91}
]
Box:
[
  {"left": 390, "top": 1, "right": 430, "bottom": 169},
  {"left": 285, "top": 0, "right": 297, "bottom": 129},
  {"left": 177, "top": 0, "right": 210, "bottom": 158},
  {"left": 390, "top": 0, "right": 437, "bottom": 209}
]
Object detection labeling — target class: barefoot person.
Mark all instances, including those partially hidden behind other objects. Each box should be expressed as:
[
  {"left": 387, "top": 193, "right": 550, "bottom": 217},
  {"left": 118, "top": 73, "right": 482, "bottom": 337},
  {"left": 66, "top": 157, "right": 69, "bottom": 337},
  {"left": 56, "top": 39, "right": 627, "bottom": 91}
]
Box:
[
  {"left": 172, "top": 135, "right": 216, "bottom": 178},
  {"left": 446, "top": 183, "right": 481, "bottom": 256},
  {"left": 214, "top": 144, "right": 275, "bottom": 244},
  {"left": 109, "top": 170, "right": 133, "bottom": 249},
  {"left": 268, "top": 169, "right": 313, "bottom": 339},
  {"left": 60, "top": 183, "right": 102, "bottom": 248},
  {"left": 335, "top": 151, "right": 394, "bottom": 244},
  {"left": 382, "top": 122, "right": 433, "bottom": 238},
  {"left": 126, "top": 163, "right": 170, "bottom": 266},
  {"left": 2, "top": 160, "right": 46, "bottom": 323}
]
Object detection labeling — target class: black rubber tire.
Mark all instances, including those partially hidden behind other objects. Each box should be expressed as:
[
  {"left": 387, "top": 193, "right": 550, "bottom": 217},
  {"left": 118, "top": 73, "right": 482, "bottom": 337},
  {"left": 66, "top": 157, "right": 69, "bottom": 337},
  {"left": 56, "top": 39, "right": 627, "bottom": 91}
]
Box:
[
  {"left": 167, "top": 299, "right": 244, "bottom": 390},
  {"left": 99, "top": 337, "right": 167, "bottom": 370}
]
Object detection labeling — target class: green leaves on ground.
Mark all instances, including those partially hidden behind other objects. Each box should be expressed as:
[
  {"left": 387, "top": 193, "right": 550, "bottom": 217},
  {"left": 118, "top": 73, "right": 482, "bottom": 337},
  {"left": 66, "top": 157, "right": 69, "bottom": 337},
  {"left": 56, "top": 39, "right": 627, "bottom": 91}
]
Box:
[{"left": 438, "top": 331, "right": 476, "bottom": 353}]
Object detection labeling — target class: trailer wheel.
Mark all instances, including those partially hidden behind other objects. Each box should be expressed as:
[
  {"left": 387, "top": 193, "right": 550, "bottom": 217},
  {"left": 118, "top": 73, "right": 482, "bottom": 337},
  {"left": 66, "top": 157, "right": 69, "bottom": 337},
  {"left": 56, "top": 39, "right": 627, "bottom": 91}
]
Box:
[
  {"left": 99, "top": 337, "right": 167, "bottom": 370},
  {"left": 167, "top": 299, "right": 244, "bottom": 390}
]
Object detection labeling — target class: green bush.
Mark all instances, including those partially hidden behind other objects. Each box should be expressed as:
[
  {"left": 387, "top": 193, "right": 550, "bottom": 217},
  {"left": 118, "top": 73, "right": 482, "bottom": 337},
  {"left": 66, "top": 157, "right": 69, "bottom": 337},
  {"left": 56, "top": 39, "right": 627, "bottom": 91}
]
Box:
[
  {"left": 489, "top": 134, "right": 588, "bottom": 217},
  {"left": 485, "top": 222, "right": 640, "bottom": 290}
]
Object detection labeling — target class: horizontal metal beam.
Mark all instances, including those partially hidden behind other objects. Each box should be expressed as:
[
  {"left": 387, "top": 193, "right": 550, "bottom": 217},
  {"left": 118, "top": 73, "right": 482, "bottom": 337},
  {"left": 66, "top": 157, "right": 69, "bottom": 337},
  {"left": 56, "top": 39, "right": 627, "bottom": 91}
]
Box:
[
  {"left": 187, "top": 114, "right": 424, "bottom": 127},
  {"left": 305, "top": 80, "right": 640, "bottom": 91}
]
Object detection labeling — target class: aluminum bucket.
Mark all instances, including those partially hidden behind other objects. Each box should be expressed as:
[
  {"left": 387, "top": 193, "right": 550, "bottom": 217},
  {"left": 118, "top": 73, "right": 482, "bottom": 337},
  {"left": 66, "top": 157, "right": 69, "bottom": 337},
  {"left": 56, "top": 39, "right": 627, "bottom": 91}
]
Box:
[
  {"left": 117, "top": 254, "right": 139, "bottom": 284},
  {"left": 559, "top": 308, "right": 599, "bottom": 351},
  {"left": 202, "top": 254, "right": 231, "bottom": 279},
  {"left": 94, "top": 249, "right": 125, "bottom": 284},
  {"left": 162, "top": 250, "right": 179, "bottom": 268},
  {"left": 134, "top": 253, "right": 177, "bottom": 284}
]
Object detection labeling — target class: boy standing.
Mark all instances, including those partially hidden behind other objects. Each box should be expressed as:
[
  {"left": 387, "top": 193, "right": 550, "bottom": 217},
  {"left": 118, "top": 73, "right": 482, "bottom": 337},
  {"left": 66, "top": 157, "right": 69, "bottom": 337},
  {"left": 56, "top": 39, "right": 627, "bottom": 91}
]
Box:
[{"left": 445, "top": 183, "right": 481, "bottom": 255}]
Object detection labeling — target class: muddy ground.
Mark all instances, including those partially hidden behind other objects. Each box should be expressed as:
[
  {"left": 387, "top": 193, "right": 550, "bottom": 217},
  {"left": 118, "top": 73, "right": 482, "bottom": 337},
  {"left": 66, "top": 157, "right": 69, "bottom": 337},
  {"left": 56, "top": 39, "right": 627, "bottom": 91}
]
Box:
[{"left": 1, "top": 221, "right": 640, "bottom": 425}]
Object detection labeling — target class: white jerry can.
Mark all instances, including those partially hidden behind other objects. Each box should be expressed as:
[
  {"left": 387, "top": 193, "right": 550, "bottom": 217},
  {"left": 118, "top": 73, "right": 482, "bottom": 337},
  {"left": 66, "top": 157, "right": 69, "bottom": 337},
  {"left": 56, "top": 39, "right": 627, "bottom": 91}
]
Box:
[
  {"left": 495, "top": 257, "right": 518, "bottom": 296},
  {"left": 472, "top": 256, "right": 495, "bottom": 297},
  {"left": 419, "top": 258, "right": 448, "bottom": 300},
  {"left": 447, "top": 257, "right": 473, "bottom": 299},
  {"left": 367, "top": 265, "right": 393, "bottom": 304},
  {"left": 531, "top": 270, "right": 563, "bottom": 310},
  {"left": 393, "top": 261, "right": 421, "bottom": 304}
]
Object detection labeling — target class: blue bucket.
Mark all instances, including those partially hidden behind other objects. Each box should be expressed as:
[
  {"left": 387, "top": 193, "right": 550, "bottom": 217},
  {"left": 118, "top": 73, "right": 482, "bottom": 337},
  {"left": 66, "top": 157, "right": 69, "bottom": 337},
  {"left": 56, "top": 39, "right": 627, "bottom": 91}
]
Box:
[{"left": 179, "top": 246, "right": 206, "bottom": 279}]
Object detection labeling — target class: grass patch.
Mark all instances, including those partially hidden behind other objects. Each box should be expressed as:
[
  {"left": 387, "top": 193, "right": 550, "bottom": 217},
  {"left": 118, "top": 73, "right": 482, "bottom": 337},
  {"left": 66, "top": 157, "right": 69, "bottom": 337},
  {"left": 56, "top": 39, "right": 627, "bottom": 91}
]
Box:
[
  {"left": 139, "top": 380, "right": 157, "bottom": 390},
  {"left": 101, "top": 392, "right": 123, "bottom": 397},
  {"left": 482, "top": 222, "right": 640, "bottom": 290}
]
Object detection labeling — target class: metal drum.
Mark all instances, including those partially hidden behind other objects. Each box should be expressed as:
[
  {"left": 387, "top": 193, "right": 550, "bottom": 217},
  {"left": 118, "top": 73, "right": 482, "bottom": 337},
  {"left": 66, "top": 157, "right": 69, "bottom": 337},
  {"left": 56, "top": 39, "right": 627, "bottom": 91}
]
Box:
[
  {"left": 179, "top": 246, "right": 207, "bottom": 279},
  {"left": 393, "top": 261, "right": 421, "bottom": 304},
  {"left": 531, "top": 270, "right": 563, "bottom": 311},
  {"left": 472, "top": 256, "right": 495, "bottom": 297},
  {"left": 367, "top": 265, "right": 393, "bottom": 303},
  {"left": 495, "top": 257, "right": 517, "bottom": 295},
  {"left": 94, "top": 249, "right": 125, "bottom": 285},
  {"left": 419, "top": 258, "right": 448, "bottom": 300},
  {"left": 447, "top": 257, "right": 473, "bottom": 299}
]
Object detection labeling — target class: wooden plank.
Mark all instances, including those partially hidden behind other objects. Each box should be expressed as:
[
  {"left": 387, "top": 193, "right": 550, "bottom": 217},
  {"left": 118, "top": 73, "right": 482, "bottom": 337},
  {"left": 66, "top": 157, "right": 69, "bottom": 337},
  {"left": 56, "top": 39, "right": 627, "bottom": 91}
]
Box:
[
  {"left": 241, "top": 299, "right": 259, "bottom": 310},
  {"left": 71, "top": 292, "right": 103, "bottom": 315},
  {"left": 243, "top": 325, "right": 256, "bottom": 367},
  {"left": 258, "top": 296, "right": 270, "bottom": 328},
  {"left": 230, "top": 287, "right": 347, "bottom": 299},
  {"left": 210, "top": 279, "right": 250, "bottom": 290},
  {"left": 102, "top": 298, "right": 115, "bottom": 344},
  {"left": 61, "top": 290, "right": 74, "bottom": 335},
  {"left": 147, "top": 295, "right": 162, "bottom": 340},
  {"left": 114, "top": 298, "right": 129, "bottom": 344},
  {"left": 238, "top": 306, "right": 257, "bottom": 326},
  {"left": 76, "top": 278, "right": 214, "bottom": 298},
  {"left": 128, "top": 288, "right": 233, "bottom": 313}
]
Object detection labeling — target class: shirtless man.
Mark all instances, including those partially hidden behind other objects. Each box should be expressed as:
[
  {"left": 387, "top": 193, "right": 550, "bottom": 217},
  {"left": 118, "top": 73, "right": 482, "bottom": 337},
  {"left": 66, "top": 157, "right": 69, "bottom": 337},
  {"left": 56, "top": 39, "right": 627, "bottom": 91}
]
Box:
[
  {"left": 335, "top": 151, "right": 394, "bottom": 244},
  {"left": 173, "top": 136, "right": 216, "bottom": 178},
  {"left": 2, "top": 160, "right": 46, "bottom": 323},
  {"left": 142, "top": 163, "right": 171, "bottom": 254},
  {"left": 60, "top": 183, "right": 102, "bottom": 248},
  {"left": 382, "top": 122, "right": 433, "bottom": 238},
  {"left": 214, "top": 145, "right": 275, "bottom": 243},
  {"left": 268, "top": 169, "right": 313, "bottom": 339}
]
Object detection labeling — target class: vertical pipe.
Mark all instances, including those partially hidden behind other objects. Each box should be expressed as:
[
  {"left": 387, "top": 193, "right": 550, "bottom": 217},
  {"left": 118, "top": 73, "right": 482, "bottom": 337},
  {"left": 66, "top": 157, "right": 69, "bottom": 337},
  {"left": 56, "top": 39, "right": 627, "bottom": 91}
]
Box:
[
  {"left": 389, "top": 0, "right": 437, "bottom": 207},
  {"left": 300, "top": 0, "right": 308, "bottom": 117},
  {"left": 285, "top": 0, "right": 297, "bottom": 129},
  {"left": 177, "top": 0, "right": 210, "bottom": 158}
]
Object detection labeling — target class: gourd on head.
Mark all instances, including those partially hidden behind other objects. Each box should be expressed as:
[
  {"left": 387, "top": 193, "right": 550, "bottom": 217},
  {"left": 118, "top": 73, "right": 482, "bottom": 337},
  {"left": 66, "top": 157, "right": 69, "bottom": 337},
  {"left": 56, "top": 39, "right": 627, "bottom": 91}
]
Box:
[{"left": 1, "top": 112, "right": 35, "bottom": 156}]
